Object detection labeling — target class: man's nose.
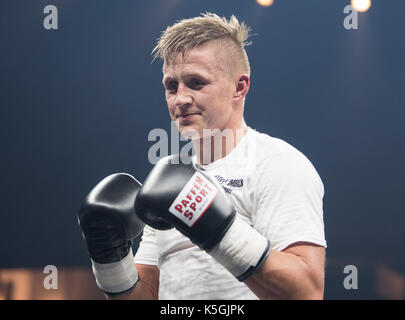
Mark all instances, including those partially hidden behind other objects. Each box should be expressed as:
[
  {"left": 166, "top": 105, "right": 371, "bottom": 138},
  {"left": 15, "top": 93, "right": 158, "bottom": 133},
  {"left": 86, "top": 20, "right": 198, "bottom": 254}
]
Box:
[{"left": 175, "top": 83, "right": 193, "bottom": 108}]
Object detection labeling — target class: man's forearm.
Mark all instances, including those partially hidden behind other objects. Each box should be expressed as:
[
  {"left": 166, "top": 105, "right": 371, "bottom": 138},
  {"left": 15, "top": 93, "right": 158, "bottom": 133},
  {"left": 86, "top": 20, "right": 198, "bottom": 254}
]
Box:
[
  {"left": 105, "top": 281, "right": 157, "bottom": 300},
  {"left": 244, "top": 249, "right": 324, "bottom": 300}
]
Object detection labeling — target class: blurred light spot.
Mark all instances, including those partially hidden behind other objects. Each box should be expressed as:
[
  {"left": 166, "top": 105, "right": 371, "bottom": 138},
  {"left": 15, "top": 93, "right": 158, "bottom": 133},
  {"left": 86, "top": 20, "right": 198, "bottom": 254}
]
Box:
[
  {"left": 256, "top": 0, "right": 274, "bottom": 7},
  {"left": 351, "top": 0, "right": 372, "bottom": 12}
]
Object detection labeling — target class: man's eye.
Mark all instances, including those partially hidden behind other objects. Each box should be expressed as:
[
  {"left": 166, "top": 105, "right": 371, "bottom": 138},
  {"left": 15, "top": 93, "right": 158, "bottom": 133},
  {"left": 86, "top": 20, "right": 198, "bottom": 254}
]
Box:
[
  {"left": 190, "top": 79, "right": 204, "bottom": 88},
  {"left": 167, "top": 82, "right": 178, "bottom": 92}
]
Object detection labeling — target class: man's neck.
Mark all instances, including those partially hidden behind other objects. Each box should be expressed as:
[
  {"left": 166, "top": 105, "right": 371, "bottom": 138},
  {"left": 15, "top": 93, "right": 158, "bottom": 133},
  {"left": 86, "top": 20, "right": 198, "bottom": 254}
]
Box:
[{"left": 193, "top": 122, "right": 248, "bottom": 166}]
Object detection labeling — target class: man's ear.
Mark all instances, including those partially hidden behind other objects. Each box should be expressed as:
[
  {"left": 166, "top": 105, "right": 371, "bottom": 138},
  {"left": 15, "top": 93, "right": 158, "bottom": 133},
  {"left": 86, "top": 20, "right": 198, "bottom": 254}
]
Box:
[{"left": 234, "top": 74, "right": 250, "bottom": 101}]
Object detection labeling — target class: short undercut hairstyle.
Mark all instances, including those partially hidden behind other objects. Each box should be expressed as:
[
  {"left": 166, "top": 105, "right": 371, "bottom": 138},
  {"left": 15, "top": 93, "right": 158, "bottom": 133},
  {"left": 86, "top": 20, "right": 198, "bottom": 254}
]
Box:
[{"left": 152, "top": 12, "right": 252, "bottom": 78}]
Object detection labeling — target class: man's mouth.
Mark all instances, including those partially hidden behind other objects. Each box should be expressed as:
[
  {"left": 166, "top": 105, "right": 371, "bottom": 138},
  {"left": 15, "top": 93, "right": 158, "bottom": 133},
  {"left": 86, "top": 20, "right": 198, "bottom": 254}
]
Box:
[{"left": 176, "top": 113, "right": 200, "bottom": 119}]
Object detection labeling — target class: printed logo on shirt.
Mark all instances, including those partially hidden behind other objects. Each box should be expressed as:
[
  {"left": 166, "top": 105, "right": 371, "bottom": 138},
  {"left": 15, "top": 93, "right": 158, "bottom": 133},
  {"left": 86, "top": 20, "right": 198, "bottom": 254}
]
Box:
[
  {"left": 214, "top": 175, "right": 244, "bottom": 194},
  {"left": 169, "top": 172, "right": 218, "bottom": 227}
]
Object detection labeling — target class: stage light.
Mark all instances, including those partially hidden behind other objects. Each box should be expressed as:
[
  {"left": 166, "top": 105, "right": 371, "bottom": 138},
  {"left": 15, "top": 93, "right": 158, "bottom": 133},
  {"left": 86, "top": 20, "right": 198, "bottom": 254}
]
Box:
[
  {"left": 351, "top": 0, "right": 372, "bottom": 12},
  {"left": 256, "top": 0, "right": 274, "bottom": 7}
]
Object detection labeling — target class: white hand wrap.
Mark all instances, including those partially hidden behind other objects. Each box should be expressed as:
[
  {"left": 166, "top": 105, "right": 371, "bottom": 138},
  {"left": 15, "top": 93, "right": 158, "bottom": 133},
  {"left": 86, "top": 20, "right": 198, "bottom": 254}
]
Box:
[
  {"left": 209, "top": 215, "right": 270, "bottom": 281},
  {"left": 91, "top": 249, "right": 139, "bottom": 295}
]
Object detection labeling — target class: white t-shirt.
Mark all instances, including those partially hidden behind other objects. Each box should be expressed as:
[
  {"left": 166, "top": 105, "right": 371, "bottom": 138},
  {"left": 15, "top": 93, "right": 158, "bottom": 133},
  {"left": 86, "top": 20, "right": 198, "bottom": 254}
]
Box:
[{"left": 134, "top": 127, "right": 327, "bottom": 299}]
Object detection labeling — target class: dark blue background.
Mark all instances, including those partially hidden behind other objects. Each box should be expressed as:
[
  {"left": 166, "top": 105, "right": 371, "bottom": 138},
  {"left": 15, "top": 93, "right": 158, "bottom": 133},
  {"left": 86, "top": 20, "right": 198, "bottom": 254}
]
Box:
[{"left": 1, "top": 1, "right": 404, "bottom": 299}]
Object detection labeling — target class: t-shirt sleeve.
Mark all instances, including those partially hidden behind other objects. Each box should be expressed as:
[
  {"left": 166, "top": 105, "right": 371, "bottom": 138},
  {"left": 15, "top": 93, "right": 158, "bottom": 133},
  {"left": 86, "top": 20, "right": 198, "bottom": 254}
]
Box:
[
  {"left": 251, "top": 150, "right": 327, "bottom": 251},
  {"left": 134, "top": 225, "right": 159, "bottom": 266}
]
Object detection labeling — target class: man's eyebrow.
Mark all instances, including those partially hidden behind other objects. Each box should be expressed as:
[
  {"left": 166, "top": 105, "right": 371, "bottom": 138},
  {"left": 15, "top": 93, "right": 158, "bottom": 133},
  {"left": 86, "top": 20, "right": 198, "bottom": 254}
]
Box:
[
  {"left": 162, "top": 72, "right": 210, "bottom": 86},
  {"left": 162, "top": 76, "right": 175, "bottom": 85},
  {"left": 184, "top": 73, "right": 209, "bottom": 80}
]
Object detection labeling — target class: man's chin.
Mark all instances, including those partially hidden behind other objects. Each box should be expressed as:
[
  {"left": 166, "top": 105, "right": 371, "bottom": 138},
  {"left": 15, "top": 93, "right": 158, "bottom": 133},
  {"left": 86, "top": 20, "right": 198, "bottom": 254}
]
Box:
[
  {"left": 179, "top": 127, "right": 202, "bottom": 140},
  {"left": 178, "top": 125, "right": 228, "bottom": 141}
]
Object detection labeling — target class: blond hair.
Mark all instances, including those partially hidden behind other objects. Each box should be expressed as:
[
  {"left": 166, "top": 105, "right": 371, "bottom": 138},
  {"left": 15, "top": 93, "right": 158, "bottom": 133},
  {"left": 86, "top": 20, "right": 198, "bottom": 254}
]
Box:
[{"left": 152, "top": 12, "right": 252, "bottom": 77}]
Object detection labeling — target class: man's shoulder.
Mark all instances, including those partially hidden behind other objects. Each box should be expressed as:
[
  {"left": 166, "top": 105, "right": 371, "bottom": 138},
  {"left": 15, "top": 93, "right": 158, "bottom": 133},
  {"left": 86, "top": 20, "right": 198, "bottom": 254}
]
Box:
[
  {"left": 247, "top": 128, "right": 323, "bottom": 190},
  {"left": 247, "top": 127, "right": 305, "bottom": 163}
]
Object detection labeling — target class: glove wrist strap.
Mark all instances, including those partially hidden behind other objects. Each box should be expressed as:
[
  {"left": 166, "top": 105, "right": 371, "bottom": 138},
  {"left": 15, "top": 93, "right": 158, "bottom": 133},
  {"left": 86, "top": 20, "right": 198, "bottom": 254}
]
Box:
[
  {"left": 91, "top": 248, "right": 139, "bottom": 295},
  {"left": 209, "top": 215, "right": 270, "bottom": 281}
]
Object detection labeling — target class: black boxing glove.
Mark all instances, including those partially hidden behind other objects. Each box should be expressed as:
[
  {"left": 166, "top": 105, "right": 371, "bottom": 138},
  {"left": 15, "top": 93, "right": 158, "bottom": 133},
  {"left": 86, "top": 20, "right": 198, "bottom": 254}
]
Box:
[
  {"left": 135, "top": 154, "right": 270, "bottom": 281},
  {"left": 78, "top": 173, "right": 144, "bottom": 295}
]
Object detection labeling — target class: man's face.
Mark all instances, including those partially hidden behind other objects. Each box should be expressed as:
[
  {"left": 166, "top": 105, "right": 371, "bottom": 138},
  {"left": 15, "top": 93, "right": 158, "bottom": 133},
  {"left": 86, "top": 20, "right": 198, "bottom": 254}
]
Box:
[{"left": 162, "top": 41, "right": 237, "bottom": 139}]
